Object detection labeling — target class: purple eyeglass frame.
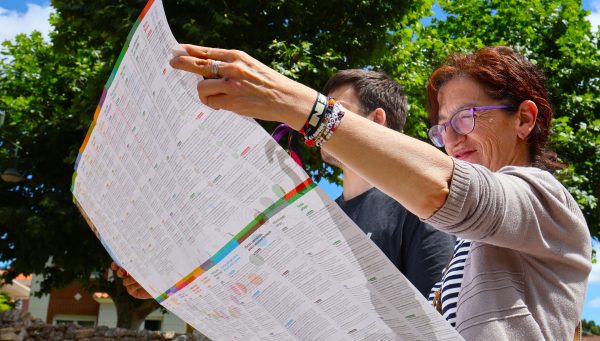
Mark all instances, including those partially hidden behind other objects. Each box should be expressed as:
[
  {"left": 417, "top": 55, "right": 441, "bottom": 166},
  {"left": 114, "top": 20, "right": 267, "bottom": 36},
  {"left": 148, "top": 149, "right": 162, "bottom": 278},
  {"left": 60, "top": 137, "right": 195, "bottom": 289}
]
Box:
[{"left": 428, "top": 105, "right": 512, "bottom": 147}]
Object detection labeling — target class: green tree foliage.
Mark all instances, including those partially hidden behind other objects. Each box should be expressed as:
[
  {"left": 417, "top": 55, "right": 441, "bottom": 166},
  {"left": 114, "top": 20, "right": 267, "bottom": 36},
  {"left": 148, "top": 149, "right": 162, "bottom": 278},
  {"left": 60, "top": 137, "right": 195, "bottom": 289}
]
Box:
[
  {"left": 51, "top": 0, "right": 415, "bottom": 87},
  {"left": 0, "top": 292, "right": 13, "bottom": 311},
  {"left": 50, "top": 0, "right": 418, "bottom": 182},
  {"left": 0, "top": 32, "right": 160, "bottom": 328},
  {"left": 382, "top": 0, "right": 600, "bottom": 236},
  {"left": 583, "top": 318, "right": 600, "bottom": 335},
  {"left": 0, "top": 32, "right": 108, "bottom": 289}
]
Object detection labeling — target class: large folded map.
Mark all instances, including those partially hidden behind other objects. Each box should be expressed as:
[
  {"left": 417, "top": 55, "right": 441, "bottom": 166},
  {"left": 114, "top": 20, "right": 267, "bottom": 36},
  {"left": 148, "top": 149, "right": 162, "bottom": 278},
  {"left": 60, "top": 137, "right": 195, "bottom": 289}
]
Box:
[{"left": 71, "top": 0, "right": 462, "bottom": 340}]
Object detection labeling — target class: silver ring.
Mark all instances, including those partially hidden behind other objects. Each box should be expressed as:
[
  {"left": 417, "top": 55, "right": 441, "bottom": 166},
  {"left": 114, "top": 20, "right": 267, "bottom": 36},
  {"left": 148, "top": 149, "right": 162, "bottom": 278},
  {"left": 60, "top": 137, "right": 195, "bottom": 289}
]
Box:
[{"left": 210, "top": 60, "right": 221, "bottom": 77}]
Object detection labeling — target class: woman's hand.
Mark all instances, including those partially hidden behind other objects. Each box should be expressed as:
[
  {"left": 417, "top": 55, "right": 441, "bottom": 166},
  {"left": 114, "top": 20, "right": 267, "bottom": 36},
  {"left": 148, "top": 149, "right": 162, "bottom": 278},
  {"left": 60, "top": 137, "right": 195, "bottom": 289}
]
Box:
[
  {"left": 111, "top": 262, "right": 153, "bottom": 300},
  {"left": 169, "top": 44, "right": 316, "bottom": 130}
]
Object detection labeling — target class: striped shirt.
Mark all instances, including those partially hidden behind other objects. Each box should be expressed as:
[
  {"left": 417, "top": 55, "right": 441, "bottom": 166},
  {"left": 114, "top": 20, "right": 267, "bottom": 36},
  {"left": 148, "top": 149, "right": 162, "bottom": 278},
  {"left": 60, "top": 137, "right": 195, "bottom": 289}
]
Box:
[{"left": 428, "top": 238, "right": 471, "bottom": 327}]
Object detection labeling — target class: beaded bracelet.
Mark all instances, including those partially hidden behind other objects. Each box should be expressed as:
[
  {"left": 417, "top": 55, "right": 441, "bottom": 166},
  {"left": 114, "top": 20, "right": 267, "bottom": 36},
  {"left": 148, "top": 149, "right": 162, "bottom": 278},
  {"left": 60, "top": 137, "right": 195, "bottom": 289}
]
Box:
[
  {"left": 305, "top": 98, "right": 335, "bottom": 140},
  {"left": 314, "top": 103, "right": 344, "bottom": 147},
  {"left": 303, "top": 97, "right": 345, "bottom": 148}
]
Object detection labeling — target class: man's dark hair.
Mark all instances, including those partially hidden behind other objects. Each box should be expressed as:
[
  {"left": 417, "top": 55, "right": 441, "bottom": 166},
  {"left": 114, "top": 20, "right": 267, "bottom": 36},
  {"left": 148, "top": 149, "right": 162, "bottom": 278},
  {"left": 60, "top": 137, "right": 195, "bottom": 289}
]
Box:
[{"left": 322, "top": 69, "right": 408, "bottom": 131}]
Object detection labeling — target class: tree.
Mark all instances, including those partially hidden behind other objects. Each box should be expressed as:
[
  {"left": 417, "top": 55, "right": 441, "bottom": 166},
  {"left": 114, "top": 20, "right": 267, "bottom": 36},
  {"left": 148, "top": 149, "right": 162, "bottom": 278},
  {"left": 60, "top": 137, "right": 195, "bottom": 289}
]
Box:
[
  {"left": 0, "top": 31, "right": 161, "bottom": 328},
  {"left": 1, "top": 0, "right": 418, "bottom": 329},
  {"left": 382, "top": 0, "right": 600, "bottom": 236},
  {"left": 50, "top": 0, "right": 421, "bottom": 182},
  {"left": 0, "top": 292, "right": 13, "bottom": 311},
  {"left": 582, "top": 318, "right": 600, "bottom": 335}
]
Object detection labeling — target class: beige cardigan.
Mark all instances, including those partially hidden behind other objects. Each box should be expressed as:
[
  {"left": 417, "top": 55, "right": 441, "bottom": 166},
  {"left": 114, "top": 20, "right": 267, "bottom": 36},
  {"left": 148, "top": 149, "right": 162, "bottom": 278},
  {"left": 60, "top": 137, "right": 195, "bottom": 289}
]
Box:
[{"left": 426, "top": 159, "right": 591, "bottom": 340}]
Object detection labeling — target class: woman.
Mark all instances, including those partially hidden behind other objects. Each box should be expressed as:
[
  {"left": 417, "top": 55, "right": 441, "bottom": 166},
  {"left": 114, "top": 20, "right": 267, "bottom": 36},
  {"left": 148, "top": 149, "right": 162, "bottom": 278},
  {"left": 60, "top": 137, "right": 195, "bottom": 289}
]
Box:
[
  {"left": 422, "top": 47, "right": 590, "bottom": 340},
  {"left": 158, "top": 45, "right": 591, "bottom": 339}
]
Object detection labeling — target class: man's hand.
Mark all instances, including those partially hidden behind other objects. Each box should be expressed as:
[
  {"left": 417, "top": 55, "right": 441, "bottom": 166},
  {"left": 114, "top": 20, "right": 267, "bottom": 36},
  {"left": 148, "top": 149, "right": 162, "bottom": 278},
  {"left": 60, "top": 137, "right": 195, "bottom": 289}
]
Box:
[{"left": 111, "top": 262, "right": 153, "bottom": 300}]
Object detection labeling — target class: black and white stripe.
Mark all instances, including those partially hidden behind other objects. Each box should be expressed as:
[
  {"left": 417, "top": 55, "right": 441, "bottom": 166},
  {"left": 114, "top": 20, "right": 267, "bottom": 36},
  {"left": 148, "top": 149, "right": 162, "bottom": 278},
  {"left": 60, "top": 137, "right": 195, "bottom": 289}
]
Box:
[{"left": 428, "top": 238, "right": 471, "bottom": 327}]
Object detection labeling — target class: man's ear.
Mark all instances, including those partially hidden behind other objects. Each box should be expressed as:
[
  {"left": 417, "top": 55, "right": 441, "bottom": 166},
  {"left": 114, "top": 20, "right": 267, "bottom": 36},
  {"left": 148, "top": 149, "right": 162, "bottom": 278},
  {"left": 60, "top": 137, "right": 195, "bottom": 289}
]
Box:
[
  {"left": 516, "top": 100, "right": 538, "bottom": 140},
  {"left": 367, "top": 108, "right": 387, "bottom": 127}
]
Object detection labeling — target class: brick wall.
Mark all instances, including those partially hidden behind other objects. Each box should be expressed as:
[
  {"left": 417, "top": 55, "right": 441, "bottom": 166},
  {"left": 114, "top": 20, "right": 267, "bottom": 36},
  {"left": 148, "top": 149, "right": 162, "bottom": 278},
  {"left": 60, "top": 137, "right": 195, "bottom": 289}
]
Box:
[{"left": 0, "top": 310, "right": 211, "bottom": 341}]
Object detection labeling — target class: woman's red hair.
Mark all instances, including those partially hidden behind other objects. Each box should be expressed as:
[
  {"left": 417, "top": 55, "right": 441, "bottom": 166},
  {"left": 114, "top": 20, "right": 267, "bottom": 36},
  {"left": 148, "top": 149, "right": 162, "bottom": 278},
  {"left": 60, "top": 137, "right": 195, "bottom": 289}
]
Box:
[{"left": 427, "top": 46, "right": 561, "bottom": 170}]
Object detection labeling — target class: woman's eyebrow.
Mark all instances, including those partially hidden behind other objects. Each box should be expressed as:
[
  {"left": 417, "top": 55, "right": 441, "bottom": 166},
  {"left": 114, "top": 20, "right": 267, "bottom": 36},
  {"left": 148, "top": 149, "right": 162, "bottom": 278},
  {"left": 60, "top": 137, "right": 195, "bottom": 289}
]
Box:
[{"left": 442, "top": 103, "right": 479, "bottom": 119}]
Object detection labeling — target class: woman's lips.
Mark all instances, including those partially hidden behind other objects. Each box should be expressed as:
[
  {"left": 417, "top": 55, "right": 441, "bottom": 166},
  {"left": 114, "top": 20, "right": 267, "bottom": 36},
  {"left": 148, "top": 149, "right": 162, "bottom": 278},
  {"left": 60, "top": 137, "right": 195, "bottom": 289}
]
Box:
[{"left": 454, "top": 150, "right": 475, "bottom": 160}]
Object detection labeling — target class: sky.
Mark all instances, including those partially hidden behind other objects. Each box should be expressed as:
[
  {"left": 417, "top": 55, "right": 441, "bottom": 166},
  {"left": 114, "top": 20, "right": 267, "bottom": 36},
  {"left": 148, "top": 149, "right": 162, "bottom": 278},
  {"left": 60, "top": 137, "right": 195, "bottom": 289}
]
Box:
[
  {"left": 1, "top": 0, "right": 600, "bottom": 323},
  {"left": 0, "top": 1, "right": 53, "bottom": 42},
  {"left": 0, "top": 0, "right": 598, "bottom": 42}
]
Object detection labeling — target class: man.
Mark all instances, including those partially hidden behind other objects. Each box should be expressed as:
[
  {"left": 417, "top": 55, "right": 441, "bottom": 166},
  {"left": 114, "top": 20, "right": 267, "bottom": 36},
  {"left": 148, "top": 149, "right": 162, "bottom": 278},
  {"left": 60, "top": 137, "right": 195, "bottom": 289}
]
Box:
[
  {"left": 320, "top": 69, "right": 454, "bottom": 296},
  {"left": 114, "top": 69, "right": 454, "bottom": 299}
]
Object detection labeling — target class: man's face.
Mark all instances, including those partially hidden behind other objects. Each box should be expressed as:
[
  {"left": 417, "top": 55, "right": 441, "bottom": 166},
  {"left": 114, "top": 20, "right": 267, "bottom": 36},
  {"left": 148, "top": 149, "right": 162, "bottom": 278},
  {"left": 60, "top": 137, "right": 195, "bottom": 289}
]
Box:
[{"left": 320, "top": 84, "right": 364, "bottom": 169}]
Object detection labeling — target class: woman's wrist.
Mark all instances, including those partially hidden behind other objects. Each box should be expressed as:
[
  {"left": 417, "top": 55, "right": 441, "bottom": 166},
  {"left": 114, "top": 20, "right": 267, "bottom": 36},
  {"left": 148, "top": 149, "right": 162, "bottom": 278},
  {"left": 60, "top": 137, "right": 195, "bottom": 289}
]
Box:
[
  {"left": 300, "top": 93, "right": 328, "bottom": 136},
  {"left": 281, "top": 84, "right": 319, "bottom": 131}
]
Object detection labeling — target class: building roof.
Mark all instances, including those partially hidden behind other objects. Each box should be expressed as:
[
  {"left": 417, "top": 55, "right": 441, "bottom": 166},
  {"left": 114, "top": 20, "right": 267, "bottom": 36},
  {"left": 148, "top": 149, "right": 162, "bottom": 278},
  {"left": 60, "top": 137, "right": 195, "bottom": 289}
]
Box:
[{"left": 1, "top": 273, "right": 32, "bottom": 300}]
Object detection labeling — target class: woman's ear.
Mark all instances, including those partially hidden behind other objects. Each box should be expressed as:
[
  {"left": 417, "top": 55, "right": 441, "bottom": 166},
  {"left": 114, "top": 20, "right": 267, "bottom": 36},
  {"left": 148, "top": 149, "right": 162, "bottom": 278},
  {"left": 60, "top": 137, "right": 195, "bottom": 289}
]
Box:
[
  {"left": 516, "top": 100, "right": 538, "bottom": 140},
  {"left": 367, "top": 108, "right": 387, "bottom": 127}
]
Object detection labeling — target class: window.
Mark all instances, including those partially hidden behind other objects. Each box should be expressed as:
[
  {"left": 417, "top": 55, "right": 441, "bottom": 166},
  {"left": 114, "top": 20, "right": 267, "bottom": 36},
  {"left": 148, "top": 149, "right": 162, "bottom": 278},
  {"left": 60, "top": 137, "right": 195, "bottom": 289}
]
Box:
[
  {"left": 53, "top": 315, "right": 96, "bottom": 328},
  {"left": 144, "top": 319, "right": 162, "bottom": 331}
]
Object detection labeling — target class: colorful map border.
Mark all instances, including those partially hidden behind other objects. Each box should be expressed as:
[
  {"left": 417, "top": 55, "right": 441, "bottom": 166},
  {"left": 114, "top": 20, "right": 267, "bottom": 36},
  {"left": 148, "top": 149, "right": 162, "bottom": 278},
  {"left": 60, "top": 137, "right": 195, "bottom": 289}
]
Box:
[
  {"left": 156, "top": 178, "right": 316, "bottom": 302},
  {"left": 71, "top": 0, "right": 156, "bottom": 193}
]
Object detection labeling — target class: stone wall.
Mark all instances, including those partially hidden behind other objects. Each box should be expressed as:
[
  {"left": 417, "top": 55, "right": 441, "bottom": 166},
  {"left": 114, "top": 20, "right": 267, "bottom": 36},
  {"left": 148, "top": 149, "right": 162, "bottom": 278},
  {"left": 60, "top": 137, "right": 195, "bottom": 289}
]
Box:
[{"left": 0, "top": 310, "right": 211, "bottom": 341}]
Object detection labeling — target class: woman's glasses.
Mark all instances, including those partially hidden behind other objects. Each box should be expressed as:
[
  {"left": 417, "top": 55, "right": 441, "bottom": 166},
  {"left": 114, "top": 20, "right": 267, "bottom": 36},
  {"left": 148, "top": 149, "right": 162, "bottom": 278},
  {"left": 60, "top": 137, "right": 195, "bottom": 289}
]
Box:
[{"left": 428, "top": 105, "right": 513, "bottom": 147}]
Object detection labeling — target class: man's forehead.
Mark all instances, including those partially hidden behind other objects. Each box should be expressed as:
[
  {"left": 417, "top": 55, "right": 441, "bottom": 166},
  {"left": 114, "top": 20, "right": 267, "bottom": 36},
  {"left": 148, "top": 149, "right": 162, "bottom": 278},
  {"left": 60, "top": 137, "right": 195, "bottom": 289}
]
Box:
[{"left": 328, "top": 85, "right": 361, "bottom": 110}]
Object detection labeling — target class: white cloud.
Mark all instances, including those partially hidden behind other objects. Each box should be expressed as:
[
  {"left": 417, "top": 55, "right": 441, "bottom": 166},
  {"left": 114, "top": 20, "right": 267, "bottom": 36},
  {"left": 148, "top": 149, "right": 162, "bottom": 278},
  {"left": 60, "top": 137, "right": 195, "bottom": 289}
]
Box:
[
  {"left": 589, "top": 239, "right": 600, "bottom": 284},
  {"left": 0, "top": 4, "right": 54, "bottom": 43},
  {"left": 589, "top": 296, "right": 600, "bottom": 308},
  {"left": 588, "top": 0, "right": 600, "bottom": 32},
  {"left": 589, "top": 262, "right": 600, "bottom": 284}
]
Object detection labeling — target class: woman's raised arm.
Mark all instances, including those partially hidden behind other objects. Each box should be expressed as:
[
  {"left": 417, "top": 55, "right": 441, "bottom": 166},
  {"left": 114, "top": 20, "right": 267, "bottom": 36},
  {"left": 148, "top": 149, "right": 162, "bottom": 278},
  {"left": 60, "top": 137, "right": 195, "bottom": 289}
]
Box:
[{"left": 170, "top": 44, "right": 454, "bottom": 218}]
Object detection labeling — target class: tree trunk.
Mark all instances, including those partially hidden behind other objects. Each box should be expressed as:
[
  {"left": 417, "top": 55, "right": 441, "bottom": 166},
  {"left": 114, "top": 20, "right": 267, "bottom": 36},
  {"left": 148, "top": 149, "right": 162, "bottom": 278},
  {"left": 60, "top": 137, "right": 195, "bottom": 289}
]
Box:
[{"left": 111, "top": 277, "right": 160, "bottom": 329}]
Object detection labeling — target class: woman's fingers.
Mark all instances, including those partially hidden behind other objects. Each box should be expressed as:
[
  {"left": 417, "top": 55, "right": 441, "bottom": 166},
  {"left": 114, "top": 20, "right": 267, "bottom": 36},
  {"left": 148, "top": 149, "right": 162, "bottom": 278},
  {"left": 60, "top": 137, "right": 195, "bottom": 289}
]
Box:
[
  {"left": 130, "top": 286, "right": 152, "bottom": 300},
  {"left": 111, "top": 263, "right": 128, "bottom": 279},
  {"left": 171, "top": 56, "right": 251, "bottom": 81},
  {"left": 122, "top": 275, "right": 138, "bottom": 287},
  {"left": 181, "top": 44, "right": 237, "bottom": 62},
  {"left": 195, "top": 79, "right": 267, "bottom": 113},
  {"left": 171, "top": 43, "right": 315, "bottom": 127},
  {"left": 172, "top": 44, "right": 260, "bottom": 80},
  {"left": 196, "top": 79, "right": 231, "bottom": 103},
  {"left": 126, "top": 281, "right": 152, "bottom": 300},
  {"left": 170, "top": 56, "right": 215, "bottom": 78}
]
